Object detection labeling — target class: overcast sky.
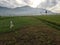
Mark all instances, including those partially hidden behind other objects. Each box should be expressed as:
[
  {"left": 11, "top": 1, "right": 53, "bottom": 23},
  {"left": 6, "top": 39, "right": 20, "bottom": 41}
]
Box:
[
  {"left": 0, "top": 0, "right": 60, "bottom": 13},
  {"left": 0, "top": 0, "right": 50, "bottom": 8}
]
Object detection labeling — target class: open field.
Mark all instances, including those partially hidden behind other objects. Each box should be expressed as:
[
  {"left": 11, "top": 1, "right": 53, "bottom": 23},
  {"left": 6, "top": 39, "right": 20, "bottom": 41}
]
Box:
[
  {"left": 35, "top": 15, "right": 60, "bottom": 30},
  {"left": 36, "top": 15, "right": 60, "bottom": 24},
  {"left": 0, "top": 16, "right": 45, "bottom": 33},
  {"left": 0, "top": 15, "right": 60, "bottom": 45}
]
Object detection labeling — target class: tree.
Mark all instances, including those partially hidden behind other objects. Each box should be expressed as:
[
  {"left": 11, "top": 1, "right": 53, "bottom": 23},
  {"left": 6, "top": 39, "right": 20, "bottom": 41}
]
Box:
[{"left": 45, "top": 10, "right": 47, "bottom": 14}]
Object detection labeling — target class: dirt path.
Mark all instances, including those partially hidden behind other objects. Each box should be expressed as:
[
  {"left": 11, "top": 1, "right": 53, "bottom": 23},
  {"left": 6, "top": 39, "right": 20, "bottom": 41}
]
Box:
[{"left": 0, "top": 25, "right": 60, "bottom": 45}]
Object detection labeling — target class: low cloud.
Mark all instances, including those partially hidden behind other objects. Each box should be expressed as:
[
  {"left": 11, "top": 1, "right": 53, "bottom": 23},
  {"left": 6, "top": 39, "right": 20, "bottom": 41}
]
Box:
[
  {"left": 0, "top": 0, "right": 60, "bottom": 9},
  {"left": 0, "top": 0, "right": 27, "bottom": 8}
]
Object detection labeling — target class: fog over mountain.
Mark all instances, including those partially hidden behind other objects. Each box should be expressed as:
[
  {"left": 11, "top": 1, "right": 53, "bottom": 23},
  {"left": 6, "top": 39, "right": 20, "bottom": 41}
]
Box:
[
  {"left": 0, "top": 6, "right": 54, "bottom": 16},
  {"left": 0, "top": 0, "right": 60, "bottom": 14}
]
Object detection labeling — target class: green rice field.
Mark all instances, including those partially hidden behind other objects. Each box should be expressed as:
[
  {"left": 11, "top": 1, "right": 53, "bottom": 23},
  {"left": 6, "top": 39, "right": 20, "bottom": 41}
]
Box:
[{"left": 0, "top": 15, "right": 60, "bottom": 45}]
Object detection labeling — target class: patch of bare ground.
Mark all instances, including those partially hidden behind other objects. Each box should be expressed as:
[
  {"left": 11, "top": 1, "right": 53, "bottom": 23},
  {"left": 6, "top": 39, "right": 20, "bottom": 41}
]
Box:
[{"left": 0, "top": 25, "right": 60, "bottom": 45}]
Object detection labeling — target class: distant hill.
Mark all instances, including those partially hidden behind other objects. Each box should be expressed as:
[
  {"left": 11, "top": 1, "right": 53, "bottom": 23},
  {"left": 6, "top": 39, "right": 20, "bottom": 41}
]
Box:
[{"left": 0, "top": 6, "right": 53, "bottom": 16}]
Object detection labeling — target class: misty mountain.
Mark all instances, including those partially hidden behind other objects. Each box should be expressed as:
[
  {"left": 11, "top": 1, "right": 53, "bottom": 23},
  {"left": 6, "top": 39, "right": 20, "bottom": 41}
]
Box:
[
  {"left": 0, "top": 6, "right": 53, "bottom": 16},
  {"left": 0, "top": 0, "right": 60, "bottom": 13}
]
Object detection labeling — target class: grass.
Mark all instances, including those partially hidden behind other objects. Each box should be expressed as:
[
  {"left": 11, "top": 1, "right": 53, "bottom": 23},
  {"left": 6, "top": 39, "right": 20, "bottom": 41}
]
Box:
[
  {"left": 0, "top": 15, "right": 60, "bottom": 33},
  {"left": 36, "top": 15, "right": 60, "bottom": 24},
  {"left": 0, "top": 16, "right": 42, "bottom": 33},
  {"left": 0, "top": 15, "right": 60, "bottom": 45}
]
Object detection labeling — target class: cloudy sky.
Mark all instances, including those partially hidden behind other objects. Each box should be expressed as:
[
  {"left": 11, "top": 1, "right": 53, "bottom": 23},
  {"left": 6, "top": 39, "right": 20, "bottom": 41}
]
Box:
[
  {"left": 0, "top": 0, "right": 56, "bottom": 8},
  {"left": 0, "top": 0, "right": 60, "bottom": 13},
  {"left": 0, "top": 0, "right": 59, "bottom": 8}
]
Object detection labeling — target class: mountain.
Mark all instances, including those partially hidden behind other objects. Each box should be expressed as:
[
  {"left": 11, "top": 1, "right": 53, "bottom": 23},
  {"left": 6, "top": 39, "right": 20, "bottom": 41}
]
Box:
[
  {"left": 0, "top": 6, "right": 53, "bottom": 16},
  {"left": 0, "top": 0, "right": 60, "bottom": 13}
]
